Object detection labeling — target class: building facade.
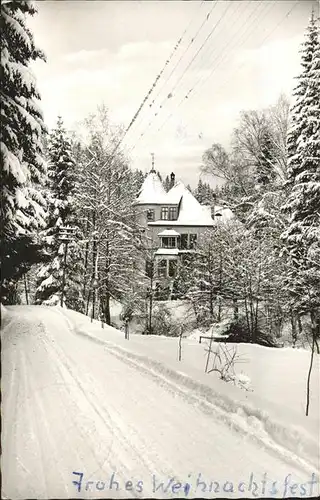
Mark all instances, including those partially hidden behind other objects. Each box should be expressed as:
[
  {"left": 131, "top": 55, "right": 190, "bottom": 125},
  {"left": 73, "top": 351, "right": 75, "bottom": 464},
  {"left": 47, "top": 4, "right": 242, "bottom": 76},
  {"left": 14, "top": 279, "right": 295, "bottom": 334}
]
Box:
[{"left": 134, "top": 168, "right": 233, "bottom": 285}]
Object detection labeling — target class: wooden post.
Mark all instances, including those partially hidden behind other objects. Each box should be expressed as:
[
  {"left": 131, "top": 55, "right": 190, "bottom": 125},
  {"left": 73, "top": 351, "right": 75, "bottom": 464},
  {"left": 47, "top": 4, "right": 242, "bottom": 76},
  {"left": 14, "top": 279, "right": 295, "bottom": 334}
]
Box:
[
  {"left": 205, "top": 330, "right": 214, "bottom": 373},
  {"left": 60, "top": 241, "right": 69, "bottom": 307},
  {"left": 178, "top": 327, "right": 182, "bottom": 361},
  {"left": 124, "top": 317, "right": 129, "bottom": 340}
]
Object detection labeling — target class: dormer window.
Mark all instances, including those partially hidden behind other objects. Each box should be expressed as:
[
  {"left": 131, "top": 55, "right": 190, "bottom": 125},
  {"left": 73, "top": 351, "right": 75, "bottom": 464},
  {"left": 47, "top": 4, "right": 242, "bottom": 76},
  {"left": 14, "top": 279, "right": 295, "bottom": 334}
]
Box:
[{"left": 161, "top": 207, "right": 169, "bottom": 220}]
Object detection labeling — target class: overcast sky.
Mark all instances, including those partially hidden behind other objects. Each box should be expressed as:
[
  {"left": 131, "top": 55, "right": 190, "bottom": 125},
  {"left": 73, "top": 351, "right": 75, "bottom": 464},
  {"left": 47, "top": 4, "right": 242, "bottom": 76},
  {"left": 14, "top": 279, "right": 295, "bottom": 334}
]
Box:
[{"left": 29, "top": 0, "right": 317, "bottom": 187}]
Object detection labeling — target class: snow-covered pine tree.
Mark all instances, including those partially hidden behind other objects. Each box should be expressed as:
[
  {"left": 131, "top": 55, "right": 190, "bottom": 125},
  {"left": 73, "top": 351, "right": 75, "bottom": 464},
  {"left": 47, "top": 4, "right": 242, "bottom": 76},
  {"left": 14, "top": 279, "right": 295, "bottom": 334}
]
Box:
[
  {"left": 286, "top": 12, "right": 319, "bottom": 185},
  {"left": 1, "top": 1, "right": 47, "bottom": 303},
  {"left": 35, "top": 117, "right": 84, "bottom": 310},
  {"left": 281, "top": 13, "right": 320, "bottom": 338}
]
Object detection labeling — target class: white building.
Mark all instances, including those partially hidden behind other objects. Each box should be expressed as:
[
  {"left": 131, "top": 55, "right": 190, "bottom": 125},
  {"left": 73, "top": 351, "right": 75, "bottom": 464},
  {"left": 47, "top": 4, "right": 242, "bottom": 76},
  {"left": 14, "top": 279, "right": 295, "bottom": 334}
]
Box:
[{"left": 134, "top": 167, "right": 234, "bottom": 280}]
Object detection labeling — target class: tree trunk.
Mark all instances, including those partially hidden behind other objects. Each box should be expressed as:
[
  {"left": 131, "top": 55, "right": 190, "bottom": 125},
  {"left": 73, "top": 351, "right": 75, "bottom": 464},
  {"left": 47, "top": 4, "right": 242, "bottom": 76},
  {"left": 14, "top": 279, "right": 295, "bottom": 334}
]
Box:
[
  {"left": 305, "top": 334, "right": 315, "bottom": 416},
  {"left": 86, "top": 289, "right": 91, "bottom": 316},
  {"left": 104, "top": 290, "right": 111, "bottom": 325},
  {"left": 91, "top": 239, "right": 98, "bottom": 322},
  {"left": 233, "top": 298, "right": 239, "bottom": 321},
  {"left": 244, "top": 297, "right": 250, "bottom": 336},
  {"left": 24, "top": 273, "right": 29, "bottom": 305},
  {"left": 83, "top": 216, "right": 90, "bottom": 302},
  {"left": 298, "top": 314, "right": 303, "bottom": 338},
  {"left": 290, "top": 309, "right": 297, "bottom": 348},
  {"left": 103, "top": 239, "right": 111, "bottom": 325},
  {"left": 147, "top": 261, "right": 154, "bottom": 335},
  {"left": 217, "top": 297, "right": 222, "bottom": 322},
  {"left": 60, "top": 241, "right": 69, "bottom": 308},
  {"left": 148, "top": 291, "right": 153, "bottom": 335}
]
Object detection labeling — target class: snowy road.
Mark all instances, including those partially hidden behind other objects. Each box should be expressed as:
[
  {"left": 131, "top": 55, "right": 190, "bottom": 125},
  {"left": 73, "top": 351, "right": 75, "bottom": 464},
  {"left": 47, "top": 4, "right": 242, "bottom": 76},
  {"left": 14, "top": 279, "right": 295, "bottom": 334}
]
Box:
[{"left": 1, "top": 306, "right": 319, "bottom": 499}]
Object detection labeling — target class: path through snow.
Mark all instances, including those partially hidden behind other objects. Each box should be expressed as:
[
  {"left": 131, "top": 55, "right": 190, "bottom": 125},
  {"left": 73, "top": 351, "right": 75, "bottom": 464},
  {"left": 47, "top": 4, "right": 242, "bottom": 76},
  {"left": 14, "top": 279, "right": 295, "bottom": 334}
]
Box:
[{"left": 1, "top": 306, "right": 319, "bottom": 499}]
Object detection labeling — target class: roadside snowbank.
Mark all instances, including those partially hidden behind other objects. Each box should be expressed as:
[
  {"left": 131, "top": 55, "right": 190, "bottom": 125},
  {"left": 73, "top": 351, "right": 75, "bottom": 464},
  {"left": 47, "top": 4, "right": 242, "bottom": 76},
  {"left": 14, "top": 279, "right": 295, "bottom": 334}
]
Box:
[
  {"left": 2, "top": 305, "right": 319, "bottom": 499},
  {"left": 55, "top": 307, "right": 319, "bottom": 467}
]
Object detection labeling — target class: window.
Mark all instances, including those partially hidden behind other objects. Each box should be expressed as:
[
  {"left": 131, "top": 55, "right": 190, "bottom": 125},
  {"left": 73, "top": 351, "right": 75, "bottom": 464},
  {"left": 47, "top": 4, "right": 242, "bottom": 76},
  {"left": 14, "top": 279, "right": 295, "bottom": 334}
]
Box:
[
  {"left": 169, "top": 207, "right": 177, "bottom": 220},
  {"left": 189, "top": 234, "right": 197, "bottom": 249},
  {"left": 180, "top": 234, "right": 188, "bottom": 249},
  {"left": 179, "top": 234, "right": 197, "bottom": 249},
  {"left": 161, "top": 207, "right": 169, "bottom": 220},
  {"left": 158, "top": 260, "right": 167, "bottom": 278},
  {"left": 168, "top": 260, "right": 177, "bottom": 278},
  {"left": 161, "top": 237, "right": 176, "bottom": 248},
  {"left": 147, "top": 209, "right": 155, "bottom": 221}
]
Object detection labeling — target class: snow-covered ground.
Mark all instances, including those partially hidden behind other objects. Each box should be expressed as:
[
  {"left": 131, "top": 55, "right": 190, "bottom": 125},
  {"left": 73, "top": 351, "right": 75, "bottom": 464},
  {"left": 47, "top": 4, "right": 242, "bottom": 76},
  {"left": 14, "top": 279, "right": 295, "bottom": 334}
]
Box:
[{"left": 1, "top": 305, "right": 319, "bottom": 499}]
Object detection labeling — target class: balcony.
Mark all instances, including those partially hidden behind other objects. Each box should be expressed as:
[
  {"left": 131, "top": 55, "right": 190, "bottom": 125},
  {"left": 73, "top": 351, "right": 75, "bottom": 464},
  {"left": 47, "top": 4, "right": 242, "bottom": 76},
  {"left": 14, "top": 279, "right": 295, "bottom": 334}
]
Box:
[{"left": 158, "top": 229, "right": 180, "bottom": 249}]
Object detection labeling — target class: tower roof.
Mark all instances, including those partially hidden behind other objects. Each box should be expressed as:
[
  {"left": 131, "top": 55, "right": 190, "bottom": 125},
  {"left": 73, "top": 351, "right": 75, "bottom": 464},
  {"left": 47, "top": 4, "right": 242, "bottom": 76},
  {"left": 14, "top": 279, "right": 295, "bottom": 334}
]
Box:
[{"left": 135, "top": 170, "right": 167, "bottom": 204}]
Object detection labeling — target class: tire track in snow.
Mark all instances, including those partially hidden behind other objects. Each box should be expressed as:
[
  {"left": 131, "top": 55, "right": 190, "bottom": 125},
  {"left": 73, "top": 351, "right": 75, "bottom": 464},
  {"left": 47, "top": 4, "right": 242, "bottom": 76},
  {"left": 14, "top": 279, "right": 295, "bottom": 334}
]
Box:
[
  {"left": 73, "top": 328, "right": 318, "bottom": 477},
  {"left": 41, "top": 324, "right": 160, "bottom": 498},
  {"left": 42, "top": 332, "right": 118, "bottom": 479},
  {"left": 19, "top": 345, "right": 51, "bottom": 497}
]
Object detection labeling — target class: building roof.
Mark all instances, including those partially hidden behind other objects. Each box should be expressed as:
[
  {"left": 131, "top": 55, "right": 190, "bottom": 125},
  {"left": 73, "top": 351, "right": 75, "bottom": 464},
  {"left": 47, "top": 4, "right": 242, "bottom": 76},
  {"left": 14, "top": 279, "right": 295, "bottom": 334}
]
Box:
[
  {"left": 158, "top": 229, "right": 181, "bottom": 237},
  {"left": 155, "top": 248, "right": 179, "bottom": 256},
  {"left": 165, "top": 180, "right": 186, "bottom": 204},
  {"left": 148, "top": 182, "right": 215, "bottom": 226},
  {"left": 176, "top": 188, "right": 214, "bottom": 226},
  {"left": 135, "top": 172, "right": 231, "bottom": 227},
  {"left": 135, "top": 171, "right": 167, "bottom": 204}
]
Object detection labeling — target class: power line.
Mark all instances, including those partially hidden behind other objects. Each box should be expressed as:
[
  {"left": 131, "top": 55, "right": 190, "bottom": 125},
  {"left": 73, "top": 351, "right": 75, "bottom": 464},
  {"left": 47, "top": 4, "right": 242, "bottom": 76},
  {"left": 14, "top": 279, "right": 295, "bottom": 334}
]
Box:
[
  {"left": 127, "top": 0, "right": 215, "bottom": 145},
  {"left": 148, "top": 0, "right": 218, "bottom": 111},
  {"left": 156, "top": 0, "right": 271, "bottom": 132},
  {"left": 133, "top": 0, "right": 263, "bottom": 144},
  {"left": 106, "top": 0, "right": 301, "bottom": 165},
  {"left": 123, "top": 1, "right": 205, "bottom": 141},
  {"left": 133, "top": 1, "right": 233, "bottom": 146},
  {"left": 89, "top": 3, "right": 205, "bottom": 172},
  {"left": 184, "top": 0, "right": 259, "bottom": 98},
  {"left": 154, "top": 2, "right": 233, "bottom": 116},
  {"left": 193, "top": 0, "right": 301, "bottom": 113}
]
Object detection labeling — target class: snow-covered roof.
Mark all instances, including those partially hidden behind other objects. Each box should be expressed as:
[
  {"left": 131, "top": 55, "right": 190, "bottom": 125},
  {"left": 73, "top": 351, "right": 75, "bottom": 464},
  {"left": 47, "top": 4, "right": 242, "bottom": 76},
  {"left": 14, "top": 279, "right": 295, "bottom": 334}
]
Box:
[
  {"left": 136, "top": 175, "right": 218, "bottom": 226},
  {"left": 177, "top": 188, "right": 214, "bottom": 226},
  {"left": 147, "top": 181, "right": 215, "bottom": 226},
  {"left": 155, "top": 248, "right": 179, "bottom": 256},
  {"left": 165, "top": 181, "right": 186, "bottom": 204},
  {"left": 214, "top": 206, "right": 235, "bottom": 222},
  {"left": 135, "top": 170, "right": 167, "bottom": 204},
  {"left": 158, "top": 229, "right": 181, "bottom": 237}
]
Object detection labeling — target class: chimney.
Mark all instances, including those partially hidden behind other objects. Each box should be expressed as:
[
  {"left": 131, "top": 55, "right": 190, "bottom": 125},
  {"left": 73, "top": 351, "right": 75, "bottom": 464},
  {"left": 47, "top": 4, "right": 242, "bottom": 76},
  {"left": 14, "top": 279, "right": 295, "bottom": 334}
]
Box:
[{"left": 170, "top": 172, "right": 175, "bottom": 189}]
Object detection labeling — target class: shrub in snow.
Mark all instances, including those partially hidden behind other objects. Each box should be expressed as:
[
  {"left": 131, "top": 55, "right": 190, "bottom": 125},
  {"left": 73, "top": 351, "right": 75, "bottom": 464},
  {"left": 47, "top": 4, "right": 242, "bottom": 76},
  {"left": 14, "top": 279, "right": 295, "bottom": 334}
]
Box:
[
  {"left": 143, "top": 303, "right": 181, "bottom": 336},
  {"left": 231, "top": 373, "right": 252, "bottom": 391},
  {"left": 206, "top": 343, "right": 252, "bottom": 391},
  {"left": 42, "top": 294, "right": 60, "bottom": 306},
  {"left": 222, "top": 317, "right": 278, "bottom": 347}
]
